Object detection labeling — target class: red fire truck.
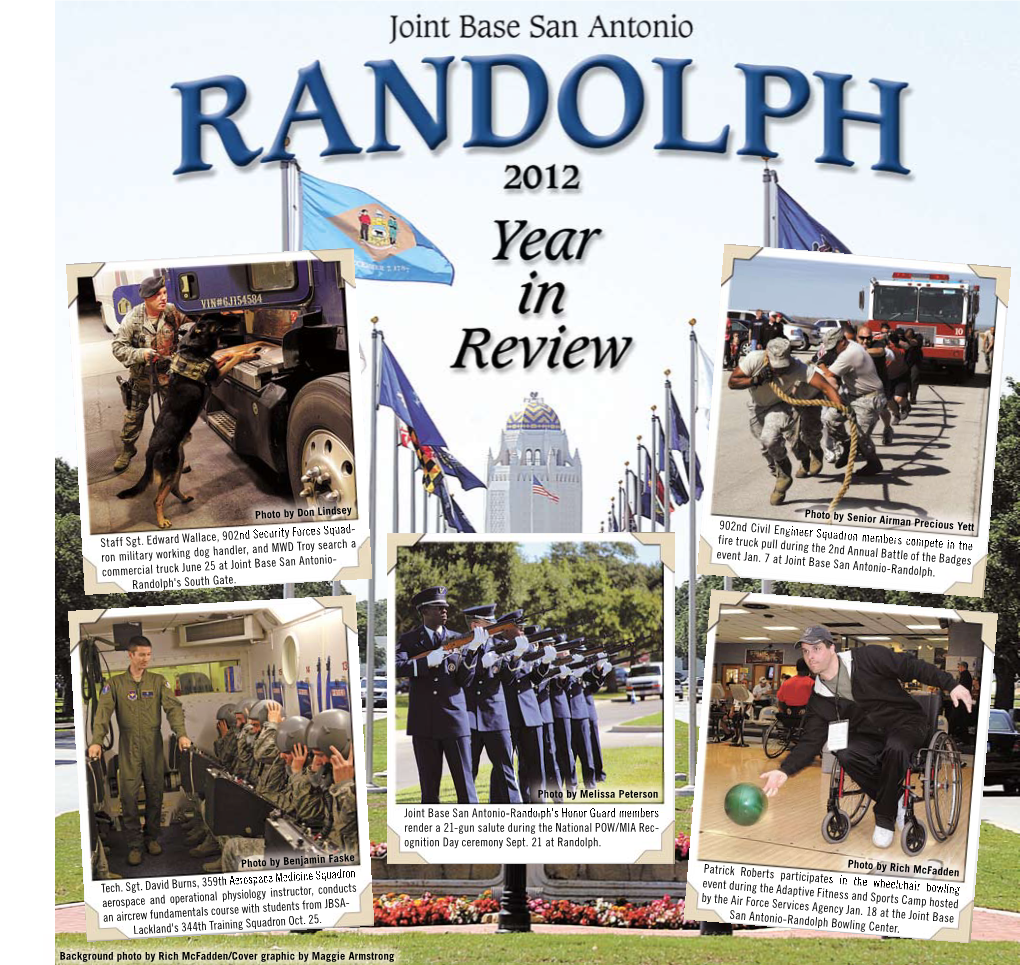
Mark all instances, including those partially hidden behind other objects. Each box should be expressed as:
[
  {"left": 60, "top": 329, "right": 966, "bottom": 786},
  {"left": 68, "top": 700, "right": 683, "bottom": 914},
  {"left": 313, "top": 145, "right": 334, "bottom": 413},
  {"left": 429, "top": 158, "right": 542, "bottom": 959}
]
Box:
[{"left": 859, "top": 272, "right": 981, "bottom": 380}]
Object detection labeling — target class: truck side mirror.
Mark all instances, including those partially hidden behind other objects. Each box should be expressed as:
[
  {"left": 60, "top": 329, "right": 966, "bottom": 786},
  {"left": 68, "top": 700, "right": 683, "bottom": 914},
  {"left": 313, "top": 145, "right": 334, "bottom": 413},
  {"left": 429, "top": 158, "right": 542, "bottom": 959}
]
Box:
[
  {"left": 858, "top": 290, "right": 865, "bottom": 312},
  {"left": 972, "top": 293, "right": 980, "bottom": 315}
]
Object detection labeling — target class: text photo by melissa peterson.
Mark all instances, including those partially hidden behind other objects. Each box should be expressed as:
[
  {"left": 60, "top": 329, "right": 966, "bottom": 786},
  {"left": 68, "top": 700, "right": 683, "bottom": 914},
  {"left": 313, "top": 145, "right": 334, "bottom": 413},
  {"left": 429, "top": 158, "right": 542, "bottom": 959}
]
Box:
[
  {"left": 700, "top": 245, "right": 1007, "bottom": 596},
  {"left": 67, "top": 251, "right": 370, "bottom": 593},
  {"left": 69, "top": 598, "right": 373, "bottom": 940},
  {"left": 384, "top": 533, "right": 676, "bottom": 865},
  {"left": 686, "top": 591, "right": 994, "bottom": 941}
]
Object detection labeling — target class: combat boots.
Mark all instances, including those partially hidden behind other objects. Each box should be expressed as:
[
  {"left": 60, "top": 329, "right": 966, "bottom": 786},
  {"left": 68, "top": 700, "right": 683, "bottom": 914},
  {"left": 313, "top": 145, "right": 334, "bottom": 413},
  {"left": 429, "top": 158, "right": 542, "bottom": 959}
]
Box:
[
  {"left": 112, "top": 447, "right": 136, "bottom": 473},
  {"left": 770, "top": 459, "right": 794, "bottom": 505},
  {"left": 127, "top": 848, "right": 143, "bottom": 866},
  {"left": 189, "top": 835, "right": 221, "bottom": 858},
  {"left": 795, "top": 449, "right": 824, "bottom": 478},
  {"left": 855, "top": 456, "right": 884, "bottom": 477}
]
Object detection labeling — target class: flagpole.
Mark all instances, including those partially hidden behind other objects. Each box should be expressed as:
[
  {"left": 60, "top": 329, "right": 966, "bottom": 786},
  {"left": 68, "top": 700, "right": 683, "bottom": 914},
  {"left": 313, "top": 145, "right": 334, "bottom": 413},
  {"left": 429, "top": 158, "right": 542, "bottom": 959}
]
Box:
[
  {"left": 280, "top": 149, "right": 297, "bottom": 603},
  {"left": 635, "top": 437, "right": 643, "bottom": 532},
  {"left": 366, "top": 319, "right": 381, "bottom": 790},
  {"left": 762, "top": 160, "right": 771, "bottom": 249},
  {"left": 650, "top": 410, "right": 658, "bottom": 533},
  {"left": 392, "top": 417, "right": 400, "bottom": 532},
  {"left": 410, "top": 463, "right": 416, "bottom": 531},
  {"left": 436, "top": 492, "right": 441, "bottom": 532},
  {"left": 664, "top": 370, "right": 672, "bottom": 532},
  {"left": 687, "top": 318, "right": 698, "bottom": 790}
]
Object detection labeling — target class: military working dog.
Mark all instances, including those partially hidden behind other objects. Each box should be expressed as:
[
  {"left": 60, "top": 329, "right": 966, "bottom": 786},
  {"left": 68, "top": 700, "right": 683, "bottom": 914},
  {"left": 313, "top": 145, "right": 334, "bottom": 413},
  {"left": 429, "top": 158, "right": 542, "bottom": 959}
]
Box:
[{"left": 117, "top": 315, "right": 261, "bottom": 528}]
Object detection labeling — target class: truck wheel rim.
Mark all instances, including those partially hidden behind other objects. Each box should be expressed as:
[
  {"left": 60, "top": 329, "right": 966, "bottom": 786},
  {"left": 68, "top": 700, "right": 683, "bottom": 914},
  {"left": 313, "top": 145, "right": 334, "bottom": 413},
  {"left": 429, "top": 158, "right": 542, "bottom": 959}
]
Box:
[{"left": 300, "top": 430, "right": 356, "bottom": 511}]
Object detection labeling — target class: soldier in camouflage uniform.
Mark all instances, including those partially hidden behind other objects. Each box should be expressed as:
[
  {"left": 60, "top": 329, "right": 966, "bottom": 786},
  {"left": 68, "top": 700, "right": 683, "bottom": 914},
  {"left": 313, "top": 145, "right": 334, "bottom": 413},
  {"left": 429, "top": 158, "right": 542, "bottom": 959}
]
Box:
[
  {"left": 87, "top": 636, "right": 191, "bottom": 867},
  {"left": 728, "top": 338, "right": 844, "bottom": 506},
  {"left": 220, "top": 715, "right": 331, "bottom": 872},
  {"left": 111, "top": 275, "right": 187, "bottom": 472},
  {"left": 308, "top": 710, "right": 360, "bottom": 861}
]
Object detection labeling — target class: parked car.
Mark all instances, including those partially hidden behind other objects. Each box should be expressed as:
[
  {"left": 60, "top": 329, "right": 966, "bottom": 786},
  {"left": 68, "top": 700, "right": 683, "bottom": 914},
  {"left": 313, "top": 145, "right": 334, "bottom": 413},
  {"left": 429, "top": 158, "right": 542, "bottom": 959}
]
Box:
[
  {"left": 361, "top": 676, "right": 387, "bottom": 709},
  {"left": 674, "top": 672, "right": 687, "bottom": 698},
  {"left": 614, "top": 665, "right": 629, "bottom": 688},
  {"left": 810, "top": 317, "right": 847, "bottom": 346},
  {"left": 780, "top": 321, "right": 810, "bottom": 351},
  {"left": 985, "top": 708, "right": 1020, "bottom": 795},
  {"left": 626, "top": 662, "right": 665, "bottom": 701}
]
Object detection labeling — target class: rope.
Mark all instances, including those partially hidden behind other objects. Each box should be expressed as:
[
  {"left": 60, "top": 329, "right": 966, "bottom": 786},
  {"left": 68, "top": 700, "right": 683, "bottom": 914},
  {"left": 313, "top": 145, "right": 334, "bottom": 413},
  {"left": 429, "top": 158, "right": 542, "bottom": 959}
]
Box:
[{"left": 766, "top": 377, "right": 859, "bottom": 517}]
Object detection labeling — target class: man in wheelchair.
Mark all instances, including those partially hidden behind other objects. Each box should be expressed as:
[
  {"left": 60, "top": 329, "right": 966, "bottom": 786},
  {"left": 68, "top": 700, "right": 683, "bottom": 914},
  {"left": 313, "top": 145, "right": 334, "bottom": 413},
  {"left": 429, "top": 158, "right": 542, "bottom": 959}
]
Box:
[{"left": 760, "top": 627, "right": 973, "bottom": 850}]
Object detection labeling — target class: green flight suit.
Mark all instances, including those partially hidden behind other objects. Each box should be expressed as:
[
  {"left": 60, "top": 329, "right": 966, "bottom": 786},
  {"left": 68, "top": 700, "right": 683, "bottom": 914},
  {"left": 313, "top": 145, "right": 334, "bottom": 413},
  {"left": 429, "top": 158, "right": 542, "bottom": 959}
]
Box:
[
  {"left": 92, "top": 670, "right": 188, "bottom": 848},
  {"left": 325, "top": 779, "right": 359, "bottom": 861}
]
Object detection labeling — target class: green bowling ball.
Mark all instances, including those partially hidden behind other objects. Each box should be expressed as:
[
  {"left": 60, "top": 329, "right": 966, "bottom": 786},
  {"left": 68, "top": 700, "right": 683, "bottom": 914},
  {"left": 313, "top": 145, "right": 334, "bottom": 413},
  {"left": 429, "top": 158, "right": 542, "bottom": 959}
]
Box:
[{"left": 724, "top": 782, "right": 768, "bottom": 826}]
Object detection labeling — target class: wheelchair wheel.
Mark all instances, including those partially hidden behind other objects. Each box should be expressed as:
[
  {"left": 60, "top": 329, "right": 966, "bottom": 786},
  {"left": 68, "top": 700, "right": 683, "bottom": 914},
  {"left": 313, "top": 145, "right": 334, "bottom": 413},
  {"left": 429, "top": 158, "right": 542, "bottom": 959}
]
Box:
[
  {"left": 841, "top": 772, "right": 872, "bottom": 828},
  {"left": 925, "top": 732, "right": 963, "bottom": 841},
  {"left": 901, "top": 820, "right": 927, "bottom": 856},
  {"left": 821, "top": 809, "right": 851, "bottom": 843},
  {"left": 762, "top": 722, "right": 789, "bottom": 759}
]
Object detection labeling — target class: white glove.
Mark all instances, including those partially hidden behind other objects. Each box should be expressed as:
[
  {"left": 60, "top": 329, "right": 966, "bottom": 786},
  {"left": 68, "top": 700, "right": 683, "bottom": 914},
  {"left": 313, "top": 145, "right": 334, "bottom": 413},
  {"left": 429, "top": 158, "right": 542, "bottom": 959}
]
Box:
[
  {"left": 513, "top": 636, "right": 530, "bottom": 657},
  {"left": 481, "top": 651, "right": 498, "bottom": 670},
  {"left": 557, "top": 666, "right": 571, "bottom": 678},
  {"left": 541, "top": 645, "right": 557, "bottom": 664},
  {"left": 467, "top": 626, "right": 487, "bottom": 652},
  {"left": 597, "top": 659, "right": 611, "bottom": 674},
  {"left": 426, "top": 648, "right": 445, "bottom": 668}
]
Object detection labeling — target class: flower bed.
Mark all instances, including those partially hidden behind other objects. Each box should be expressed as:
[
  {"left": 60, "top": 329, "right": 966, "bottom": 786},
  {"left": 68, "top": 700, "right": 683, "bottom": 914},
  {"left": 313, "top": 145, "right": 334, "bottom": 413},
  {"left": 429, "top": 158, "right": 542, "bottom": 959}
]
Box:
[{"left": 370, "top": 832, "right": 695, "bottom": 929}]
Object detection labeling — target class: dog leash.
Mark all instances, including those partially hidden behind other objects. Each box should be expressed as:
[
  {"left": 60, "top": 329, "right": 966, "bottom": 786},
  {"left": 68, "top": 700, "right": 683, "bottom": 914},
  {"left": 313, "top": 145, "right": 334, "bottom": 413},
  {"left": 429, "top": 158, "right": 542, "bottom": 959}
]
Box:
[{"left": 148, "top": 357, "right": 164, "bottom": 426}]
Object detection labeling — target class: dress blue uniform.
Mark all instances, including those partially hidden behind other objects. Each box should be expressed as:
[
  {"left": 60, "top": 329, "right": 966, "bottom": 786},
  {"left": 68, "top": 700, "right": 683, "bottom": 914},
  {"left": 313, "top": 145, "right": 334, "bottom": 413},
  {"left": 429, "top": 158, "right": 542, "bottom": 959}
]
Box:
[
  {"left": 462, "top": 604, "right": 522, "bottom": 804},
  {"left": 535, "top": 674, "right": 562, "bottom": 797},
  {"left": 566, "top": 671, "right": 597, "bottom": 790},
  {"left": 549, "top": 665, "right": 577, "bottom": 792},
  {"left": 583, "top": 664, "right": 609, "bottom": 782},
  {"left": 395, "top": 587, "right": 478, "bottom": 804},
  {"left": 503, "top": 654, "right": 546, "bottom": 803}
]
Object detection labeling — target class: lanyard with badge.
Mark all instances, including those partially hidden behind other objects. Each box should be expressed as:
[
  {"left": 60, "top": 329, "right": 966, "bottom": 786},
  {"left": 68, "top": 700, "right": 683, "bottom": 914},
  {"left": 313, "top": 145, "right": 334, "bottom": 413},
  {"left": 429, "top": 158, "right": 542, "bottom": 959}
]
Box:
[{"left": 828, "top": 660, "right": 849, "bottom": 752}]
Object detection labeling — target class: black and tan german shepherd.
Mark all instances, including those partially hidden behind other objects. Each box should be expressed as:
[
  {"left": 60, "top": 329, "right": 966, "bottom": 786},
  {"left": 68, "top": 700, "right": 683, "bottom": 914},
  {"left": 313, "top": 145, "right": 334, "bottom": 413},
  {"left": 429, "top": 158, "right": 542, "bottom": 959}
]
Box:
[{"left": 117, "top": 315, "right": 261, "bottom": 529}]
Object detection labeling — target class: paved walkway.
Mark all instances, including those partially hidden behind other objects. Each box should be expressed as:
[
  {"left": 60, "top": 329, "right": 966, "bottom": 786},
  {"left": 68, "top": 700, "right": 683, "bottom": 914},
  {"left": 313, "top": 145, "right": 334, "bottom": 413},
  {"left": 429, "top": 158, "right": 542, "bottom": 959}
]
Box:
[{"left": 55, "top": 904, "right": 1020, "bottom": 940}]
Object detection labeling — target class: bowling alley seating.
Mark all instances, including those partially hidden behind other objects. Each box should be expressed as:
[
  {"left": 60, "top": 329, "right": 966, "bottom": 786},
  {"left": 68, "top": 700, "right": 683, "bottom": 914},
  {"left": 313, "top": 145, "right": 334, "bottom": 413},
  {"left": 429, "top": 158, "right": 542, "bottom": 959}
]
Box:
[{"left": 821, "top": 691, "right": 964, "bottom": 856}]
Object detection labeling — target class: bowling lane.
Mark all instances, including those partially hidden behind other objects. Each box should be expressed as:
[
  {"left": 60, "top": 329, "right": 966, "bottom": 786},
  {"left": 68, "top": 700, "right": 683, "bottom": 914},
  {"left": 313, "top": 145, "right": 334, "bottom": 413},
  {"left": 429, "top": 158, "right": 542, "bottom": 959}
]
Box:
[{"left": 695, "top": 741, "right": 972, "bottom": 878}]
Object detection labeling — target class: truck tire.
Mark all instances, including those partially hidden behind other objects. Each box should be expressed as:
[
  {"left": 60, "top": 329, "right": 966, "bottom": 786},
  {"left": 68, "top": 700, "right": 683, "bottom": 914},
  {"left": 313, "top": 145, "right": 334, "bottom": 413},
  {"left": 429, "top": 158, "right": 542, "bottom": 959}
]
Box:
[{"left": 287, "top": 374, "right": 357, "bottom": 514}]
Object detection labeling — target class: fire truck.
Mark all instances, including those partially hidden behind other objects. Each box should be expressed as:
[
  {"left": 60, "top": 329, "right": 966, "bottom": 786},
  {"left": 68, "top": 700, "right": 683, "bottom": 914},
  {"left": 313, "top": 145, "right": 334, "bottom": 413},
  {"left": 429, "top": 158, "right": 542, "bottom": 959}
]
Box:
[{"left": 859, "top": 272, "right": 981, "bottom": 380}]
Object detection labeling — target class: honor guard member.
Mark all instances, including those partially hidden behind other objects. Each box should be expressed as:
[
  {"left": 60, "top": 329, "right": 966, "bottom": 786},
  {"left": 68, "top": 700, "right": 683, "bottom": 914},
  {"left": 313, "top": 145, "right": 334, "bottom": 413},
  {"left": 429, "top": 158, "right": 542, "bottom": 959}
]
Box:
[
  {"left": 462, "top": 604, "right": 522, "bottom": 804},
  {"left": 548, "top": 639, "right": 579, "bottom": 793},
  {"left": 728, "top": 337, "right": 843, "bottom": 505},
  {"left": 761, "top": 627, "right": 973, "bottom": 848},
  {"left": 88, "top": 636, "right": 191, "bottom": 867},
  {"left": 814, "top": 327, "right": 886, "bottom": 476},
  {"left": 503, "top": 629, "right": 551, "bottom": 803},
  {"left": 533, "top": 637, "right": 563, "bottom": 798},
  {"left": 565, "top": 662, "right": 598, "bottom": 791},
  {"left": 111, "top": 275, "right": 186, "bottom": 472},
  {"left": 395, "top": 586, "right": 479, "bottom": 804},
  {"left": 583, "top": 657, "right": 612, "bottom": 783}
]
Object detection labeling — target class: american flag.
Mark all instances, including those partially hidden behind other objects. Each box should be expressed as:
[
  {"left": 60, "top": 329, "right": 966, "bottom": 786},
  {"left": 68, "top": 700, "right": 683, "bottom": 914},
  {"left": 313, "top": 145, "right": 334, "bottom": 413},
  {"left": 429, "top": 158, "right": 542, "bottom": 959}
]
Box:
[{"left": 532, "top": 475, "right": 559, "bottom": 503}]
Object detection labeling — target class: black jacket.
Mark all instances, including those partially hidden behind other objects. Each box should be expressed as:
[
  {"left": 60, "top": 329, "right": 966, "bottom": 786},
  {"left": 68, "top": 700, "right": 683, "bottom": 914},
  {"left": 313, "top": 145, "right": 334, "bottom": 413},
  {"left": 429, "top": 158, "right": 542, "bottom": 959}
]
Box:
[{"left": 780, "top": 646, "right": 956, "bottom": 777}]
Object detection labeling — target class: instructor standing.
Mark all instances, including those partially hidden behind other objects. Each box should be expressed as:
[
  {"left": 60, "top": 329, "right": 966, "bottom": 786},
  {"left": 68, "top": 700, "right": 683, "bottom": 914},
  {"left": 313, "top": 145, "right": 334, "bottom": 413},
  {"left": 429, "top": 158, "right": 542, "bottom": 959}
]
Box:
[{"left": 88, "top": 636, "right": 191, "bottom": 866}]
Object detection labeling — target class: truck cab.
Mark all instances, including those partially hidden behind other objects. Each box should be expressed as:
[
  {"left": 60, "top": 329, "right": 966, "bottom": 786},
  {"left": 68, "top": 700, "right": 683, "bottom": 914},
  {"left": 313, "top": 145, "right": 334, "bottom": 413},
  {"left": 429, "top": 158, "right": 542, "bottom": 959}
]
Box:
[{"left": 149, "top": 258, "right": 356, "bottom": 513}]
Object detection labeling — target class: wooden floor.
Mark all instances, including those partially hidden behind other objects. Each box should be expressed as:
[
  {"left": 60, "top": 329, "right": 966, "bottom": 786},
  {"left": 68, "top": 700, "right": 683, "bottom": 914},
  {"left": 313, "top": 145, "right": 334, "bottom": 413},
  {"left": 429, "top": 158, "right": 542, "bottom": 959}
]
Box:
[{"left": 695, "top": 739, "right": 973, "bottom": 877}]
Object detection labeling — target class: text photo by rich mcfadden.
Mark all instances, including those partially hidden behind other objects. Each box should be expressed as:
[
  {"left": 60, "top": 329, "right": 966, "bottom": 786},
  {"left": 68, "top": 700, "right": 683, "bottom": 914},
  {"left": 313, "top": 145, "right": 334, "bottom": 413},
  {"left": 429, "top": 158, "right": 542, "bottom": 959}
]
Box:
[
  {"left": 74, "top": 601, "right": 362, "bottom": 882},
  {"left": 72, "top": 257, "right": 358, "bottom": 535},
  {"left": 694, "top": 596, "right": 989, "bottom": 879},
  {"left": 391, "top": 538, "right": 668, "bottom": 806},
  {"left": 713, "top": 250, "right": 999, "bottom": 544}
]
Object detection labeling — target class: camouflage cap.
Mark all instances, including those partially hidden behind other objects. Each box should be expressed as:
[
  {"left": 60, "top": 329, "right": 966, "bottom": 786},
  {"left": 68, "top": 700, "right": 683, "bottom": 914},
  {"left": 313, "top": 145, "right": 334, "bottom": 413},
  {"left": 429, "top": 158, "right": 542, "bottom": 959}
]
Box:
[
  {"left": 766, "top": 337, "right": 793, "bottom": 369},
  {"left": 821, "top": 327, "right": 844, "bottom": 351}
]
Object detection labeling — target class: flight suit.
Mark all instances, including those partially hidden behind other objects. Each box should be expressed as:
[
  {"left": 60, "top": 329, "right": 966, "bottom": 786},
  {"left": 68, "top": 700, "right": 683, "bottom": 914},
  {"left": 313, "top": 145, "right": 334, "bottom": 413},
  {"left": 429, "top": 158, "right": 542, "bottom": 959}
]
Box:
[
  {"left": 325, "top": 779, "right": 360, "bottom": 861},
  {"left": 91, "top": 670, "right": 187, "bottom": 848},
  {"left": 111, "top": 302, "right": 186, "bottom": 453}
]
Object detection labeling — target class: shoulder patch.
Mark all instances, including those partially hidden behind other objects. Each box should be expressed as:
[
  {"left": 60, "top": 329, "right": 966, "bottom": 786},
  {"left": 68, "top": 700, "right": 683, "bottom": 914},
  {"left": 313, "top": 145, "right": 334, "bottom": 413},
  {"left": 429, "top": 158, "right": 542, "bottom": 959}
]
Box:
[
  {"left": 165, "top": 679, "right": 171, "bottom": 688},
  {"left": 101, "top": 683, "right": 110, "bottom": 695}
]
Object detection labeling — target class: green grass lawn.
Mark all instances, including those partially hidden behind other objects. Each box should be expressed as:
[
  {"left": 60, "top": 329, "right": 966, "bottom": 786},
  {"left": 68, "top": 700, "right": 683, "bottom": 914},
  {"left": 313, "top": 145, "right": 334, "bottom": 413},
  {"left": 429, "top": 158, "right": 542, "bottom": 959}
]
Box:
[
  {"left": 52, "top": 934, "right": 1020, "bottom": 963},
  {"left": 630, "top": 711, "right": 664, "bottom": 727},
  {"left": 975, "top": 822, "right": 1020, "bottom": 912}
]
